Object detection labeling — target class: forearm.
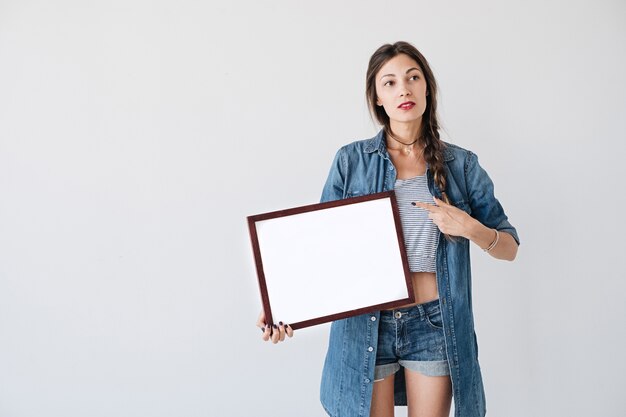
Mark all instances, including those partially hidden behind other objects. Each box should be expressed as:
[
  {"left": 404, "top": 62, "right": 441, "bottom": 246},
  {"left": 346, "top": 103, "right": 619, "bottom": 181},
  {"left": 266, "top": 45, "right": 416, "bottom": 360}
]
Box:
[{"left": 464, "top": 217, "right": 518, "bottom": 261}]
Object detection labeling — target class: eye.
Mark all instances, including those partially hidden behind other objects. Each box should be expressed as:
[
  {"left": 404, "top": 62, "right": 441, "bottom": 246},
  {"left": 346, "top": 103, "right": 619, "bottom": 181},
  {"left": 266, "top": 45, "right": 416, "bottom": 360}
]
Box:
[
  {"left": 384, "top": 80, "right": 394, "bottom": 86},
  {"left": 410, "top": 75, "right": 420, "bottom": 81}
]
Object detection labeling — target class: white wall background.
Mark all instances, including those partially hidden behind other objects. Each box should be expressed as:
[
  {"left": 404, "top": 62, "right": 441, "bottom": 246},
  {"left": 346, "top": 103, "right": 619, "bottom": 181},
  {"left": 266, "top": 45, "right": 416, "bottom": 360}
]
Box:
[{"left": 1, "top": 1, "right": 624, "bottom": 416}]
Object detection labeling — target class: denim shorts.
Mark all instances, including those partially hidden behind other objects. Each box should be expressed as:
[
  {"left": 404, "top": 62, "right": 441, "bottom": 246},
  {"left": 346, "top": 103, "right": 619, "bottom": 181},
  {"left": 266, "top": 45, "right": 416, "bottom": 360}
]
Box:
[{"left": 374, "top": 298, "right": 450, "bottom": 381}]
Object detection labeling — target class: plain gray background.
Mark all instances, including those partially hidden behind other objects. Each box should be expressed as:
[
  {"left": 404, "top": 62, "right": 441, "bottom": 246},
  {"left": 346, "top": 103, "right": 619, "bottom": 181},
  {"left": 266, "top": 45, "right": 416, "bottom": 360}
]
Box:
[{"left": 1, "top": 1, "right": 625, "bottom": 416}]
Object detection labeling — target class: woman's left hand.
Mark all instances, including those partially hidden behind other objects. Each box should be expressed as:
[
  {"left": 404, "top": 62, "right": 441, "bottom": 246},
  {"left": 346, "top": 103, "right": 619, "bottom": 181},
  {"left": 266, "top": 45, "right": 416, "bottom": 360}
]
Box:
[{"left": 412, "top": 196, "right": 474, "bottom": 238}]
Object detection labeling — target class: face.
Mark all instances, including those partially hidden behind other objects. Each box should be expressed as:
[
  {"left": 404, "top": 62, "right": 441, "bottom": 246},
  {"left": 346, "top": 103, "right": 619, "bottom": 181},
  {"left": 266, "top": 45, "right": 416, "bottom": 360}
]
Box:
[{"left": 375, "top": 53, "right": 428, "bottom": 126}]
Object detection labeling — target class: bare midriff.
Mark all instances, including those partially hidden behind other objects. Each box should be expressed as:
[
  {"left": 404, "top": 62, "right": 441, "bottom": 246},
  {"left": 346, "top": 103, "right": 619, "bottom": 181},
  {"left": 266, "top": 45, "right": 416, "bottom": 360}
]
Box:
[{"left": 385, "top": 271, "right": 439, "bottom": 309}]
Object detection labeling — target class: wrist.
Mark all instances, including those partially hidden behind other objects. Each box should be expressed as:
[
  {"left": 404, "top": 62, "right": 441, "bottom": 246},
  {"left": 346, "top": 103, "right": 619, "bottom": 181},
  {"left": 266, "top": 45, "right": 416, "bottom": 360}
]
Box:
[
  {"left": 482, "top": 229, "right": 500, "bottom": 252},
  {"left": 465, "top": 217, "right": 498, "bottom": 251},
  {"left": 464, "top": 216, "right": 482, "bottom": 240}
]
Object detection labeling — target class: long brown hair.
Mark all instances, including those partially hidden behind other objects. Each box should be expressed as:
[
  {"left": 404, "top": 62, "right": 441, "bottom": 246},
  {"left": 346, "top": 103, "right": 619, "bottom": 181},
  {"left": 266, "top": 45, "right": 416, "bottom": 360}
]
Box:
[{"left": 366, "top": 41, "right": 456, "bottom": 241}]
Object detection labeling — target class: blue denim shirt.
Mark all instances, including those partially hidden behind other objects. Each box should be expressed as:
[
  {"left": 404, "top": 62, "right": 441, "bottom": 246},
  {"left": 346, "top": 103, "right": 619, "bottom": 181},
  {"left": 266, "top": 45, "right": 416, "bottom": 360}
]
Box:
[{"left": 319, "top": 129, "right": 520, "bottom": 417}]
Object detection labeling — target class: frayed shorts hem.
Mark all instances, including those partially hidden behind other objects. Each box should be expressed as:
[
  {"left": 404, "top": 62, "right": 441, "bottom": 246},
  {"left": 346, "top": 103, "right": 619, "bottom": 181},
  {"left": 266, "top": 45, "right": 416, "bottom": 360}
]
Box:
[{"left": 374, "top": 359, "right": 450, "bottom": 381}]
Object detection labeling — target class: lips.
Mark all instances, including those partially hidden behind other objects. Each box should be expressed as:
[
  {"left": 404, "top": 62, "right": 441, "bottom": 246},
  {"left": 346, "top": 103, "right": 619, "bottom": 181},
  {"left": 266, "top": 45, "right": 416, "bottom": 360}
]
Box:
[{"left": 398, "top": 101, "right": 415, "bottom": 110}]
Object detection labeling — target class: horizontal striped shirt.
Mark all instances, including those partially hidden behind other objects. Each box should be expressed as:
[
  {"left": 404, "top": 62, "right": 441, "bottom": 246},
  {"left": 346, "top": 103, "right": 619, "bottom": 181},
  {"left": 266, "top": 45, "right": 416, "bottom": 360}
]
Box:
[{"left": 394, "top": 174, "right": 439, "bottom": 272}]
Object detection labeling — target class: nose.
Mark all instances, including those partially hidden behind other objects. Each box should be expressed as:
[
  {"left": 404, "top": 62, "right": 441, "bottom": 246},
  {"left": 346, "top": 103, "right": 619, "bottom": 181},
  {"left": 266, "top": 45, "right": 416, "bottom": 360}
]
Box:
[{"left": 399, "top": 82, "right": 411, "bottom": 97}]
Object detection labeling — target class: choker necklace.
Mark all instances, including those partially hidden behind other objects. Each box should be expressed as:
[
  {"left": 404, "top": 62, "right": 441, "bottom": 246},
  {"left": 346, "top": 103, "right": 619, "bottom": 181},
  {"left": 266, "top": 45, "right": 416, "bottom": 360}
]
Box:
[{"left": 388, "top": 135, "right": 421, "bottom": 155}]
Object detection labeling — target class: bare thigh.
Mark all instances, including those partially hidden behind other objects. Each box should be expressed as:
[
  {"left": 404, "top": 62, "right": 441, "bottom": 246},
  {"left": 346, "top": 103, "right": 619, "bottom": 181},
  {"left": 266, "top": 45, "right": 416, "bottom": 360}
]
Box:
[
  {"left": 370, "top": 374, "right": 395, "bottom": 417},
  {"left": 405, "top": 368, "right": 452, "bottom": 417}
]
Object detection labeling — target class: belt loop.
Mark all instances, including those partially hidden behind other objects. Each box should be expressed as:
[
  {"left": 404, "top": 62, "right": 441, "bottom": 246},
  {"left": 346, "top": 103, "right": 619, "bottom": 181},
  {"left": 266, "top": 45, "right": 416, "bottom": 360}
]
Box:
[{"left": 417, "top": 304, "right": 425, "bottom": 319}]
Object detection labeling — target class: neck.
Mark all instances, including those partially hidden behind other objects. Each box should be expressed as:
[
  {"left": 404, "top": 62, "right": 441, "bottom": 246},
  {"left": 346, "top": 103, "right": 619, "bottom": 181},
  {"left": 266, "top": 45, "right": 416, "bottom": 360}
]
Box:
[{"left": 388, "top": 119, "right": 422, "bottom": 145}]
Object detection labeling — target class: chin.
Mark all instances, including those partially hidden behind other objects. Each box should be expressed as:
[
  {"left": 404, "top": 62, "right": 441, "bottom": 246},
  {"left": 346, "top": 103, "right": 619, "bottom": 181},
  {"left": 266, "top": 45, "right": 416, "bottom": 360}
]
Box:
[{"left": 392, "top": 114, "right": 424, "bottom": 124}]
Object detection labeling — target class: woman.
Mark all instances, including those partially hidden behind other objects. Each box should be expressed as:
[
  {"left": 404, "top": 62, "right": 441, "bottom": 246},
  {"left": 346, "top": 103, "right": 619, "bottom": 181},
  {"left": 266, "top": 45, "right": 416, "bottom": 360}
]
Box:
[{"left": 257, "top": 41, "right": 520, "bottom": 417}]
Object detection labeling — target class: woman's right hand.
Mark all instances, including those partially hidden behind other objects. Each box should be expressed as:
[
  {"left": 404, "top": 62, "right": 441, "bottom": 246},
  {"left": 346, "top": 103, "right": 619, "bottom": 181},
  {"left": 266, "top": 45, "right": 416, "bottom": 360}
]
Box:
[{"left": 257, "top": 311, "right": 294, "bottom": 344}]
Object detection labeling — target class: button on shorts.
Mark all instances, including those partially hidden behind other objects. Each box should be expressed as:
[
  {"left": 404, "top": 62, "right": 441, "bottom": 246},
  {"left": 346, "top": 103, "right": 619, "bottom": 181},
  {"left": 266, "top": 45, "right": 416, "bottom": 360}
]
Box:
[{"left": 374, "top": 298, "right": 450, "bottom": 381}]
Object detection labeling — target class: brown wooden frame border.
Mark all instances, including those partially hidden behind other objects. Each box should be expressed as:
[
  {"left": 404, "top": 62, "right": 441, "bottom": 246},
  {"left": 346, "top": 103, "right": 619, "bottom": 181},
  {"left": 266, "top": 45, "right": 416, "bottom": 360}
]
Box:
[{"left": 247, "top": 190, "right": 414, "bottom": 330}]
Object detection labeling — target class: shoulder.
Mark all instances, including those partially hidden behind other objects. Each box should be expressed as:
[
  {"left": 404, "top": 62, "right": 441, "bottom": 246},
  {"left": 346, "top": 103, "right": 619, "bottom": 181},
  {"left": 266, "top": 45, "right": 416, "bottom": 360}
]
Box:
[
  {"left": 439, "top": 140, "right": 478, "bottom": 176},
  {"left": 441, "top": 140, "right": 473, "bottom": 160}
]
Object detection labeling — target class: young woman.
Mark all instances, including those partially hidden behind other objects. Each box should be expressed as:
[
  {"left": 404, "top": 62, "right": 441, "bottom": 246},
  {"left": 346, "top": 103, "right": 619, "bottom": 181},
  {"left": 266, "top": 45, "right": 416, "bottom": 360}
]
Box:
[{"left": 257, "top": 41, "right": 520, "bottom": 417}]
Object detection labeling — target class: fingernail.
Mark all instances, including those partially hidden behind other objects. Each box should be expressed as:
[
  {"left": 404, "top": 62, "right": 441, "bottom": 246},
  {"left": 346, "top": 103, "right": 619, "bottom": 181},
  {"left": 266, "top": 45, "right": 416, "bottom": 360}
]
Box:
[
  {"left": 260, "top": 327, "right": 265, "bottom": 332},
  {"left": 273, "top": 324, "right": 278, "bottom": 329},
  {"left": 279, "top": 321, "right": 283, "bottom": 326},
  {"left": 411, "top": 202, "right": 416, "bottom": 206}
]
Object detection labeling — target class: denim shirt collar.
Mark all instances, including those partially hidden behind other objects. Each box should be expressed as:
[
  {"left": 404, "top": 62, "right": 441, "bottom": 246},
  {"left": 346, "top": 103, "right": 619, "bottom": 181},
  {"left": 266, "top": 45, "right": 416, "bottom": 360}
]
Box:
[{"left": 362, "top": 129, "right": 455, "bottom": 165}]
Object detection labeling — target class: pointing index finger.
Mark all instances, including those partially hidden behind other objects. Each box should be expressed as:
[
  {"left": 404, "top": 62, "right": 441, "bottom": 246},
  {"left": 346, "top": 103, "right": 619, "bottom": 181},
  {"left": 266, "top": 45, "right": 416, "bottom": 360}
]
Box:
[{"left": 411, "top": 201, "right": 437, "bottom": 211}]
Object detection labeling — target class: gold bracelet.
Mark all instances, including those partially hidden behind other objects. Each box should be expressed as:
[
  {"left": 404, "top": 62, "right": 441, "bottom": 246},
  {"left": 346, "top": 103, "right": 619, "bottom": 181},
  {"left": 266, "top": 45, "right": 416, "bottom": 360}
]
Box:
[{"left": 483, "top": 229, "right": 499, "bottom": 252}]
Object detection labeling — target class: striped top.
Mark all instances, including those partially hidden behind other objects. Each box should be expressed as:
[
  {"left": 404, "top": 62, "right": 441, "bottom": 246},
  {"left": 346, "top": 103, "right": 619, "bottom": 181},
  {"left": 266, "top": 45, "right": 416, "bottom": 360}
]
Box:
[{"left": 394, "top": 174, "right": 440, "bottom": 272}]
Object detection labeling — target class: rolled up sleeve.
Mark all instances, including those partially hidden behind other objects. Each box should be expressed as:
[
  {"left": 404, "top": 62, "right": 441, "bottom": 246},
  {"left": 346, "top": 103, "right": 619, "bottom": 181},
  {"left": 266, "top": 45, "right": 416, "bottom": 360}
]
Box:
[{"left": 465, "top": 151, "right": 520, "bottom": 246}]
